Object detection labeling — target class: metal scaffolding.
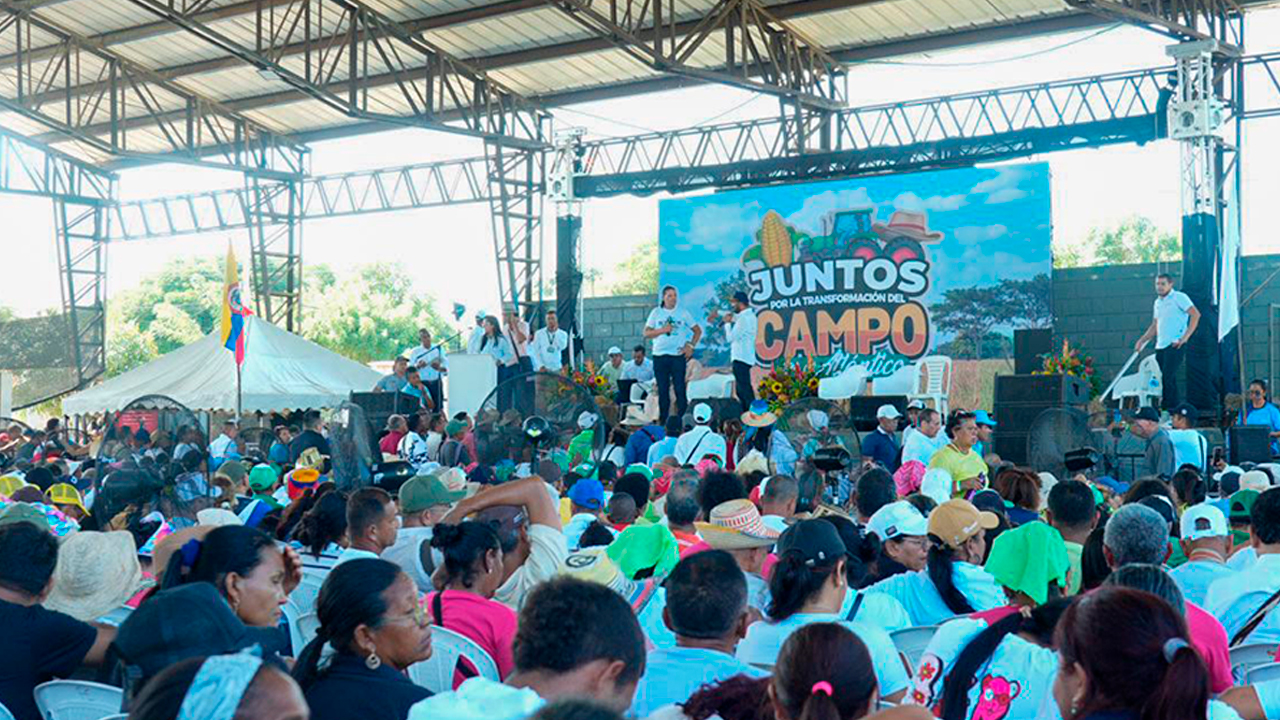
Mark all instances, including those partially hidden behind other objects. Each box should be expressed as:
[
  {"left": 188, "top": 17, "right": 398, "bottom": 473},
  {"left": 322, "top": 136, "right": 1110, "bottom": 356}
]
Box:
[
  {"left": 486, "top": 141, "right": 544, "bottom": 317},
  {"left": 53, "top": 195, "right": 110, "bottom": 388},
  {"left": 245, "top": 176, "right": 304, "bottom": 331}
]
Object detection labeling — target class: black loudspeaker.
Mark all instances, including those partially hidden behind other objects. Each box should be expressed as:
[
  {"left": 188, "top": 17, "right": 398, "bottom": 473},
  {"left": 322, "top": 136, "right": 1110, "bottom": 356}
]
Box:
[
  {"left": 848, "top": 395, "right": 907, "bottom": 432},
  {"left": 993, "top": 433, "right": 1028, "bottom": 465},
  {"left": 556, "top": 215, "right": 582, "bottom": 335},
  {"left": 1182, "top": 213, "right": 1219, "bottom": 415},
  {"left": 1014, "top": 329, "right": 1053, "bottom": 375},
  {"left": 994, "top": 374, "right": 1090, "bottom": 406},
  {"left": 1229, "top": 426, "right": 1272, "bottom": 465},
  {"left": 350, "top": 392, "right": 418, "bottom": 437}
]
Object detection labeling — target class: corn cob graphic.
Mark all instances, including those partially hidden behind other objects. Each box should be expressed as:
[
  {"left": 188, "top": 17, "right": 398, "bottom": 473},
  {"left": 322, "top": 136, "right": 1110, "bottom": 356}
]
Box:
[{"left": 760, "top": 210, "right": 794, "bottom": 267}]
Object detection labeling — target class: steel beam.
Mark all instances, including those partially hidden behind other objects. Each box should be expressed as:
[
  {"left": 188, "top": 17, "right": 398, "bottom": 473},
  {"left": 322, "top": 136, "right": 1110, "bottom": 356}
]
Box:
[
  {"left": 123, "top": 0, "right": 548, "bottom": 149},
  {"left": 1065, "top": 0, "right": 1243, "bottom": 49},
  {"left": 246, "top": 176, "right": 303, "bottom": 331},
  {"left": 548, "top": 0, "right": 845, "bottom": 111},
  {"left": 486, "top": 141, "right": 543, "bottom": 315},
  {"left": 0, "top": 2, "right": 307, "bottom": 177},
  {"left": 0, "top": 126, "right": 113, "bottom": 204},
  {"left": 53, "top": 196, "right": 107, "bottom": 388},
  {"left": 108, "top": 156, "right": 492, "bottom": 240}
]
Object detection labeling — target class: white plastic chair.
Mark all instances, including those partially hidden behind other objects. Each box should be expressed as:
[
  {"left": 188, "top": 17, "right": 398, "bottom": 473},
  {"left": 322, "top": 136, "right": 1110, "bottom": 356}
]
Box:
[
  {"left": 33, "top": 680, "right": 123, "bottom": 720},
  {"left": 95, "top": 606, "right": 133, "bottom": 627},
  {"left": 687, "top": 373, "right": 735, "bottom": 400},
  {"left": 907, "top": 356, "right": 951, "bottom": 417},
  {"left": 1246, "top": 662, "right": 1280, "bottom": 684},
  {"left": 289, "top": 567, "right": 329, "bottom": 616},
  {"left": 871, "top": 362, "right": 916, "bottom": 396},
  {"left": 818, "top": 365, "right": 869, "bottom": 400},
  {"left": 890, "top": 625, "right": 939, "bottom": 675},
  {"left": 298, "top": 612, "right": 322, "bottom": 646},
  {"left": 1114, "top": 355, "right": 1162, "bottom": 408},
  {"left": 408, "top": 626, "right": 501, "bottom": 693},
  {"left": 1230, "top": 642, "right": 1279, "bottom": 683}
]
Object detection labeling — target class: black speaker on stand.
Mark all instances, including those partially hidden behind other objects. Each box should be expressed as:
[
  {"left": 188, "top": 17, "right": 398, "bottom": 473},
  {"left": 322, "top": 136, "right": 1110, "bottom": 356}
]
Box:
[{"left": 1014, "top": 329, "right": 1053, "bottom": 375}]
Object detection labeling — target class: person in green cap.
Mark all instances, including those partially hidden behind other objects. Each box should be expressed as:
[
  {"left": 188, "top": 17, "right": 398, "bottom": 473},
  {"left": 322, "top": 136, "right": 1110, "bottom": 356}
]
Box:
[
  {"left": 384, "top": 474, "right": 467, "bottom": 593},
  {"left": 247, "top": 464, "right": 282, "bottom": 510},
  {"left": 1226, "top": 488, "right": 1261, "bottom": 569},
  {"left": 439, "top": 421, "right": 472, "bottom": 468},
  {"left": 984, "top": 521, "right": 1070, "bottom": 608}
]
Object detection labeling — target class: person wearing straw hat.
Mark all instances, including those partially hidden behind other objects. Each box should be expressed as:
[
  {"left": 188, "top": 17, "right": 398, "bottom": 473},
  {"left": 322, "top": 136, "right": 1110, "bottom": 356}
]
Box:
[
  {"left": 0, "top": 522, "right": 116, "bottom": 720},
  {"left": 738, "top": 401, "right": 798, "bottom": 476},
  {"left": 44, "top": 530, "right": 144, "bottom": 623}
]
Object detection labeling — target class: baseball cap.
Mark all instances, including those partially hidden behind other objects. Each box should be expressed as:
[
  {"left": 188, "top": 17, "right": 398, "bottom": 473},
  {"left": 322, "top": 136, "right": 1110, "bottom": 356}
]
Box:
[
  {"left": 556, "top": 547, "right": 657, "bottom": 612},
  {"left": 577, "top": 411, "right": 598, "bottom": 430},
  {"left": 732, "top": 290, "right": 749, "bottom": 305},
  {"left": 247, "top": 464, "right": 278, "bottom": 492},
  {"left": 776, "top": 519, "right": 846, "bottom": 567},
  {"left": 907, "top": 399, "right": 926, "bottom": 410},
  {"left": 1181, "top": 503, "right": 1229, "bottom": 540},
  {"left": 692, "top": 403, "right": 713, "bottom": 424},
  {"left": 608, "top": 346, "right": 623, "bottom": 355},
  {"left": 1132, "top": 407, "right": 1161, "bottom": 423},
  {"left": 48, "top": 483, "right": 88, "bottom": 516},
  {"left": 214, "top": 460, "right": 248, "bottom": 484},
  {"left": 568, "top": 478, "right": 605, "bottom": 511},
  {"left": 400, "top": 475, "right": 466, "bottom": 514},
  {"left": 877, "top": 404, "right": 902, "bottom": 420},
  {"left": 973, "top": 410, "right": 997, "bottom": 427},
  {"left": 1230, "top": 489, "right": 1260, "bottom": 522},
  {"left": 929, "top": 499, "right": 999, "bottom": 550},
  {"left": 1240, "top": 470, "right": 1271, "bottom": 493},
  {"left": 1172, "top": 403, "right": 1199, "bottom": 423},
  {"left": 866, "top": 501, "right": 927, "bottom": 542},
  {"left": 624, "top": 464, "right": 655, "bottom": 482}
]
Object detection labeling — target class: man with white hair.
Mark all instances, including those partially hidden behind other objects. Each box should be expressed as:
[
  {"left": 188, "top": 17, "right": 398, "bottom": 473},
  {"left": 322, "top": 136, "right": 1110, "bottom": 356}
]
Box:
[
  {"left": 674, "top": 403, "right": 726, "bottom": 466},
  {"left": 1104, "top": 502, "right": 1235, "bottom": 693}
]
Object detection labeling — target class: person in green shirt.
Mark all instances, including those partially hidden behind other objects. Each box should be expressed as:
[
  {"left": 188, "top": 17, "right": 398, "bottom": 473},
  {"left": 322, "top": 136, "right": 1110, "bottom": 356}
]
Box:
[
  {"left": 928, "top": 412, "right": 988, "bottom": 497},
  {"left": 1045, "top": 479, "right": 1099, "bottom": 595},
  {"left": 599, "top": 346, "right": 625, "bottom": 398}
]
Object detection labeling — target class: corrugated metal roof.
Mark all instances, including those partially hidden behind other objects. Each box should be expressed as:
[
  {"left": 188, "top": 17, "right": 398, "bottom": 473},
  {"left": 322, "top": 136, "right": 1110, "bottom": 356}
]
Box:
[{"left": 0, "top": 0, "right": 1214, "bottom": 164}]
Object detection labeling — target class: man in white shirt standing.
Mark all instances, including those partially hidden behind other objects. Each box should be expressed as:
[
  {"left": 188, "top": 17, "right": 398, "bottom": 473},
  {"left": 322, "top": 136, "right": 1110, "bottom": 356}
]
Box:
[
  {"left": 502, "top": 306, "right": 533, "bottom": 413},
  {"left": 674, "top": 403, "right": 727, "bottom": 466},
  {"left": 531, "top": 310, "right": 569, "bottom": 373},
  {"left": 643, "top": 285, "right": 702, "bottom": 423},
  {"left": 208, "top": 420, "right": 239, "bottom": 471},
  {"left": 1134, "top": 272, "right": 1201, "bottom": 411},
  {"left": 709, "top": 291, "right": 757, "bottom": 413},
  {"left": 465, "top": 311, "right": 487, "bottom": 354},
  {"left": 408, "top": 327, "right": 448, "bottom": 412}
]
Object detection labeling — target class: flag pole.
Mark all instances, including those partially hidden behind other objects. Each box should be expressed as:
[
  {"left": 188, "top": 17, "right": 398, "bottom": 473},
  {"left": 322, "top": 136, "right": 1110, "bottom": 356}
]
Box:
[{"left": 236, "top": 362, "right": 243, "bottom": 423}]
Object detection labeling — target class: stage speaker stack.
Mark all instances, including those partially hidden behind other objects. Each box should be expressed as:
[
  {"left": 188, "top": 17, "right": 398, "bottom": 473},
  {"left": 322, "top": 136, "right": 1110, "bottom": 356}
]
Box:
[
  {"left": 1014, "top": 329, "right": 1053, "bottom": 375},
  {"left": 992, "top": 374, "right": 1090, "bottom": 465},
  {"left": 1229, "top": 426, "right": 1271, "bottom": 465},
  {"left": 349, "top": 391, "right": 419, "bottom": 439}
]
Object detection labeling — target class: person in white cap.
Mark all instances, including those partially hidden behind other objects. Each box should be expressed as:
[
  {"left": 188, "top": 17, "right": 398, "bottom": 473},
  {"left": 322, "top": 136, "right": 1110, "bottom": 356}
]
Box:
[
  {"left": 600, "top": 346, "right": 625, "bottom": 398},
  {"left": 860, "top": 404, "right": 901, "bottom": 472},
  {"left": 674, "top": 403, "right": 726, "bottom": 466},
  {"left": 865, "top": 501, "right": 929, "bottom": 573},
  {"left": 1169, "top": 504, "right": 1235, "bottom": 607},
  {"left": 902, "top": 399, "right": 927, "bottom": 445}
]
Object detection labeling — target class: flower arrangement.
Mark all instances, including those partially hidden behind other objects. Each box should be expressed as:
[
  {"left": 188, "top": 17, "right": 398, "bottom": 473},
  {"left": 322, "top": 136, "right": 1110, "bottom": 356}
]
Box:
[
  {"left": 757, "top": 354, "right": 824, "bottom": 413},
  {"left": 568, "top": 360, "right": 611, "bottom": 398},
  {"left": 1036, "top": 339, "right": 1101, "bottom": 398}
]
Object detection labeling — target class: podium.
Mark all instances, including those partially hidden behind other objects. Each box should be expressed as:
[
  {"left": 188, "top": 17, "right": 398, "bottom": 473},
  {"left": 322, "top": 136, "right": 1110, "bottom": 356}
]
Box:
[{"left": 448, "top": 353, "right": 497, "bottom": 417}]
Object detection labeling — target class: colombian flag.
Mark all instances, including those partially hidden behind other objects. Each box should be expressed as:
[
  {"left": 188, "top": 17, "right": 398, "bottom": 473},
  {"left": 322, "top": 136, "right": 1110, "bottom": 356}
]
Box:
[{"left": 220, "top": 245, "right": 250, "bottom": 365}]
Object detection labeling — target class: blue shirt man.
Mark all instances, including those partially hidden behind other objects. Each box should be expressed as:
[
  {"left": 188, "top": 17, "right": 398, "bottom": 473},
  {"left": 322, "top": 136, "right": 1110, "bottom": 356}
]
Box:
[
  {"left": 1205, "top": 488, "right": 1280, "bottom": 645},
  {"left": 624, "top": 423, "right": 664, "bottom": 466},
  {"left": 860, "top": 404, "right": 901, "bottom": 472},
  {"left": 629, "top": 550, "right": 764, "bottom": 718},
  {"left": 1169, "top": 503, "right": 1237, "bottom": 607}
]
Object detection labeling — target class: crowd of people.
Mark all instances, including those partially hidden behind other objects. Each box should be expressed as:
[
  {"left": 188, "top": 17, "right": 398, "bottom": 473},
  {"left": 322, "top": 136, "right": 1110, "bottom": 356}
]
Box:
[{"left": 6, "top": 384, "right": 1280, "bottom": 720}]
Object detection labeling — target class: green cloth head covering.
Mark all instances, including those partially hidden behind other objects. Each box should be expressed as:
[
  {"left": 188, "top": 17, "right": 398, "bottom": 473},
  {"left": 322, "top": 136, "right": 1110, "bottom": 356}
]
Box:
[
  {"left": 606, "top": 523, "right": 679, "bottom": 581},
  {"left": 567, "top": 430, "right": 595, "bottom": 468},
  {"left": 624, "top": 463, "right": 655, "bottom": 481},
  {"left": 985, "top": 522, "right": 1069, "bottom": 605},
  {"left": 548, "top": 449, "right": 571, "bottom": 473}
]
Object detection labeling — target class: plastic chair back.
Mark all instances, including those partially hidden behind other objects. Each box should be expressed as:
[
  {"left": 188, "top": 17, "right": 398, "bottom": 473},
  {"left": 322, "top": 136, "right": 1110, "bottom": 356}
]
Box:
[
  {"left": 407, "top": 626, "right": 500, "bottom": 693},
  {"left": 918, "top": 356, "right": 952, "bottom": 395},
  {"left": 1246, "top": 662, "right": 1280, "bottom": 684},
  {"left": 289, "top": 568, "right": 329, "bottom": 616},
  {"left": 1231, "top": 642, "right": 1280, "bottom": 683},
  {"left": 0, "top": 700, "right": 15, "bottom": 720},
  {"left": 33, "top": 680, "right": 124, "bottom": 720},
  {"left": 890, "top": 625, "right": 939, "bottom": 674}
]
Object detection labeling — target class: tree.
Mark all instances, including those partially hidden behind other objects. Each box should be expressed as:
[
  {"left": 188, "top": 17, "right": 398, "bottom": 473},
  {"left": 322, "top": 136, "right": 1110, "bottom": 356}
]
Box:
[
  {"left": 610, "top": 239, "right": 659, "bottom": 297},
  {"left": 1053, "top": 242, "right": 1087, "bottom": 269},
  {"left": 932, "top": 286, "right": 1003, "bottom": 360},
  {"left": 1063, "top": 215, "right": 1180, "bottom": 267},
  {"left": 302, "top": 262, "right": 452, "bottom": 362},
  {"left": 994, "top": 274, "right": 1052, "bottom": 329}
]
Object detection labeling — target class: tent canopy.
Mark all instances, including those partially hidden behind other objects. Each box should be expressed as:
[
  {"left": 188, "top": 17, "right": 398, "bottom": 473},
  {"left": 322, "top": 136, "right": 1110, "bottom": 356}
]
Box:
[{"left": 63, "top": 316, "right": 383, "bottom": 415}]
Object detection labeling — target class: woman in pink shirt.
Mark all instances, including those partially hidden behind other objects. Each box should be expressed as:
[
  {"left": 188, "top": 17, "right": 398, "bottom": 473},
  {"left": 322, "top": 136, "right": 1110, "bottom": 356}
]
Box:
[{"left": 425, "top": 521, "right": 518, "bottom": 685}]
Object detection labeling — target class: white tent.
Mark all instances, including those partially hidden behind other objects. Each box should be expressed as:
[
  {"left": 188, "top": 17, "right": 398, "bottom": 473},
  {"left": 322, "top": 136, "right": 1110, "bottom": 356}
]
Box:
[{"left": 63, "top": 315, "right": 383, "bottom": 415}]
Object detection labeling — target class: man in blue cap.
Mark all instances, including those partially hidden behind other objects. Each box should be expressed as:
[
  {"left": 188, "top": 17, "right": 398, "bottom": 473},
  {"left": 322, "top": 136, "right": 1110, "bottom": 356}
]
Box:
[
  {"left": 973, "top": 410, "right": 996, "bottom": 458},
  {"left": 565, "top": 477, "right": 607, "bottom": 551}
]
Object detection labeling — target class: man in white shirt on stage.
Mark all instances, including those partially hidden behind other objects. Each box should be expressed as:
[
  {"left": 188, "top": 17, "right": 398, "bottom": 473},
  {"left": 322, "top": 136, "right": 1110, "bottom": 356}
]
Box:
[
  {"left": 408, "top": 327, "right": 448, "bottom": 412},
  {"left": 531, "top": 310, "right": 569, "bottom": 372},
  {"left": 1133, "top": 272, "right": 1200, "bottom": 411},
  {"left": 503, "top": 306, "right": 534, "bottom": 413},
  {"left": 465, "top": 311, "right": 487, "bottom": 354},
  {"left": 709, "top": 290, "right": 757, "bottom": 413}
]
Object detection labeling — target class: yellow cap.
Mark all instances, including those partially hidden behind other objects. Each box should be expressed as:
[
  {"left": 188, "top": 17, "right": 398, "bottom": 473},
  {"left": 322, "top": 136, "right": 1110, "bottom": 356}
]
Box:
[
  {"left": 48, "top": 482, "right": 89, "bottom": 516},
  {"left": 928, "top": 499, "right": 998, "bottom": 550},
  {"left": 0, "top": 475, "right": 27, "bottom": 498}
]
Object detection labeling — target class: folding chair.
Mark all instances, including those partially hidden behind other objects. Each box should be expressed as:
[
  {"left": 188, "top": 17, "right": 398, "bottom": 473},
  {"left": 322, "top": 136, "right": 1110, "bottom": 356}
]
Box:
[
  {"left": 407, "top": 626, "right": 500, "bottom": 693},
  {"left": 33, "top": 680, "right": 123, "bottom": 720},
  {"left": 890, "top": 625, "right": 940, "bottom": 675}
]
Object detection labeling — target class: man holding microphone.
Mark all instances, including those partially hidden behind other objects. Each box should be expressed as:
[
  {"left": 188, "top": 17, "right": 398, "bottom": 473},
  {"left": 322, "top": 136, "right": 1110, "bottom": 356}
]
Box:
[{"left": 708, "top": 290, "right": 757, "bottom": 413}]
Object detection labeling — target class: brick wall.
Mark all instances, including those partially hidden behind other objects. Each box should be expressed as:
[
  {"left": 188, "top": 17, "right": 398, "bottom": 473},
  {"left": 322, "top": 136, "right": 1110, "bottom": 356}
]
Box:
[{"left": 578, "top": 295, "right": 653, "bottom": 362}]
